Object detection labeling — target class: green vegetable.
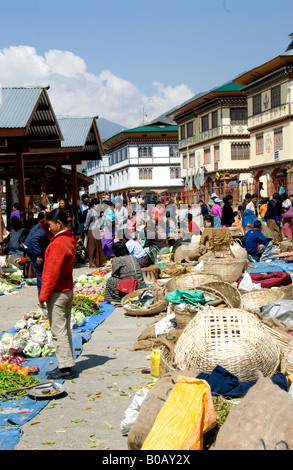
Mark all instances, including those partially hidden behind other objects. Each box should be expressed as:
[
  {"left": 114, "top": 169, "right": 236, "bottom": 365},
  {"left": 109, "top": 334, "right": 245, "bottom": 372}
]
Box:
[
  {"left": 0, "top": 333, "right": 14, "bottom": 345},
  {"left": 41, "top": 345, "right": 55, "bottom": 357},
  {"left": 0, "top": 369, "right": 40, "bottom": 397},
  {"left": 24, "top": 343, "right": 42, "bottom": 358},
  {"left": 73, "top": 311, "right": 85, "bottom": 326}
]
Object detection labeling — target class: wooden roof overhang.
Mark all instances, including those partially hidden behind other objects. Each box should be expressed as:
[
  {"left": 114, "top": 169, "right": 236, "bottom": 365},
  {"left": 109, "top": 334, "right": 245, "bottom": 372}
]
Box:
[{"left": 0, "top": 113, "right": 102, "bottom": 217}]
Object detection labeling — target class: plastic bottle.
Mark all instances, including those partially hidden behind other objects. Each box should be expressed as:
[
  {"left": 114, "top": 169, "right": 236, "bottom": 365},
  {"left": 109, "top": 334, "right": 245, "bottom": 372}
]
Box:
[{"left": 150, "top": 348, "right": 161, "bottom": 378}]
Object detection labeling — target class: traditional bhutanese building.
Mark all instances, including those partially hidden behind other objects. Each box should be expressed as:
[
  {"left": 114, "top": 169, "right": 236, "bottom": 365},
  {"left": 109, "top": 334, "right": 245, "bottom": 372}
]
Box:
[
  {"left": 167, "top": 82, "right": 251, "bottom": 204},
  {"left": 233, "top": 47, "right": 293, "bottom": 197}
]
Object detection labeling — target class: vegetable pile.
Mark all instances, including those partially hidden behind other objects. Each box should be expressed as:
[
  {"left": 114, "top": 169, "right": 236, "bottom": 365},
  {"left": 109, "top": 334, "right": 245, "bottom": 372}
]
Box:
[{"left": 0, "top": 369, "right": 40, "bottom": 397}]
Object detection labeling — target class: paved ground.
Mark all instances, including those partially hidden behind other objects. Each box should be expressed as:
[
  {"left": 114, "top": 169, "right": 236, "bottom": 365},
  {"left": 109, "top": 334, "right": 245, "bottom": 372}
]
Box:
[{"left": 0, "top": 265, "right": 154, "bottom": 450}]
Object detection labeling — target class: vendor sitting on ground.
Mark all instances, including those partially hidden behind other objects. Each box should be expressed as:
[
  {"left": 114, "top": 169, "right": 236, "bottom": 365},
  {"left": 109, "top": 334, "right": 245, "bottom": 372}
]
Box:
[
  {"left": 242, "top": 220, "right": 273, "bottom": 263},
  {"left": 122, "top": 231, "right": 151, "bottom": 268},
  {"left": 104, "top": 241, "right": 146, "bottom": 305}
]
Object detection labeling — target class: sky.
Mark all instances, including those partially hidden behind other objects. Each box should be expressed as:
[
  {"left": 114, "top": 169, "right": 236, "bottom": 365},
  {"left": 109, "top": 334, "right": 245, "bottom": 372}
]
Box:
[{"left": 0, "top": 0, "right": 292, "bottom": 128}]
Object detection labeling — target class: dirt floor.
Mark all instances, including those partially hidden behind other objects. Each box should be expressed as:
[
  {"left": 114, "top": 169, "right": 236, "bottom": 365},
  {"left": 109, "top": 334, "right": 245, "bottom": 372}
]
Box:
[{"left": 0, "top": 265, "right": 154, "bottom": 450}]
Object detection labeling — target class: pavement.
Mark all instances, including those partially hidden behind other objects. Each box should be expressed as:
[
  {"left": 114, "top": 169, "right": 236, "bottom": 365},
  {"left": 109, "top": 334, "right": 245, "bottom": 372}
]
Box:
[{"left": 0, "top": 264, "right": 155, "bottom": 450}]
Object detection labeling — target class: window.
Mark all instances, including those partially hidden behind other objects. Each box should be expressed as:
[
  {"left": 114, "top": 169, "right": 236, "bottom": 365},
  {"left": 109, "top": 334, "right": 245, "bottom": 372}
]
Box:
[
  {"left": 204, "top": 148, "right": 211, "bottom": 164},
  {"left": 187, "top": 121, "right": 194, "bottom": 137},
  {"left": 230, "top": 108, "right": 247, "bottom": 125},
  {"left": 182, "top": 155, "right": 188, "bottom": 169},
  {"left": 139, "top": 168, "right": 152, "bottom": 179},
  {"left": 202, "top": 115, "right": 209, "bottom": 132},
  {"left": 256, "top": 134, "right": 264, "bottom": 155},
  {"left": 170, "top": 167, "right": 181, "bottom": 179},
  {"left": 271, "top": 85, "right": 281, "bottom": 108},
  {"left": 169, "top": 145, "right": 178, "bottom": 157},
  {"left": 180, "top": 125, "right": 186, "bottom": 140},
  {"left": 253, "top": 94, "right": 261, "bottom": 115},
  {"left": 214, "top": 145, "right": 220, "bottom": 162},
  {"left": 212, "top": 111, "right": 218, "bottom": 129},
  {"left": 231, "top": 143, "right": 250, "bottom": 160},
  {"left": 189, "top": 153, "right": 195, "bottom": 168},
  {"left": 274, "top": 128, "right": 283, "bottom": 151},
  {"left": 138, "top": 146, "right": 153, "bottom": 158}
]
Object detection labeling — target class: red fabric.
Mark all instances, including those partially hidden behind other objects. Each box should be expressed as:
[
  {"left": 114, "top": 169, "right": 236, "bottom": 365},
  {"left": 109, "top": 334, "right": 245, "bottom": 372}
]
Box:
[
  {"left": 39, "top": 229, "right": 77, "bottom": 302},
  {"left": 240, "top": 272, "right": 292, "bottom": 289}
]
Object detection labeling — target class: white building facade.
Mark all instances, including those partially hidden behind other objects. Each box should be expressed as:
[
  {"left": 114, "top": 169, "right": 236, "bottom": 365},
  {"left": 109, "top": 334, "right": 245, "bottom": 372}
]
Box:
[{"left": 102, "top": 123, "right": 183, "bottom": 204}]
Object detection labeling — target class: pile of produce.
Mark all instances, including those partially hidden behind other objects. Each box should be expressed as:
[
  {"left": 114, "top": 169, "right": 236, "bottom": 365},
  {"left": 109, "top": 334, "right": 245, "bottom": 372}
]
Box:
[
  {"left": 74, "top": 273, "right": 107, "bottom": 298},
  {"left": 72, "top": 294, "right": 104, "bottom": 317},
  {"left": 0, "top": 369, "right": 40, "bottom": 398},
  {"left": 0, "top": 273, "right": 23, "bottom": 294}
]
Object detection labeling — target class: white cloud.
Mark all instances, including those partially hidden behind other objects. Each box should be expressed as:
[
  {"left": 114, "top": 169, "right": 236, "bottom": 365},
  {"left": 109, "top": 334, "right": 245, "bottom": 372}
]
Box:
[{"left": 0, "top": 45, "right": 194, "bottom": 127}]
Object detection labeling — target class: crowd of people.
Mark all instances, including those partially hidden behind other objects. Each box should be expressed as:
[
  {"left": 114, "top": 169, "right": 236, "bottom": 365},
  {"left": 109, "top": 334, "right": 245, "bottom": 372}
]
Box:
[
  {"left": 1, "top": 188, "right": 293, "bottom": 379},
  {"left": 199, "top": 190, "right": 293, "bottom": 263}
]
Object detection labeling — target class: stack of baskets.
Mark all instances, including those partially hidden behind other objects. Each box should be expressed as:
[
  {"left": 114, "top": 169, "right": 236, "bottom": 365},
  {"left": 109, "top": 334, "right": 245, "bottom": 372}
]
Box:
[
  {"left": 241, "top": 289, "right": 285, "bottom": 312},
  {"left": 198, "top": 281, "right": 243, "bottom": 309},
  {"left": 173, "top": 308, "right": 280, "bottom": 382},
  {"left": 203, "top": 258, "right": 246, "bottom": 283},
  {"left": 121, "top": 285, "right": 168, "bottom": 316}
]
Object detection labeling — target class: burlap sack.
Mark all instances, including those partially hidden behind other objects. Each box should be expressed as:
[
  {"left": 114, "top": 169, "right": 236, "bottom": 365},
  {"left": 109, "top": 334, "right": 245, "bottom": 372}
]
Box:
[
  {"left": 133, "top": 313, "right": 167, "bottom": 351},
  {"left": 214, "top": 371, "right": 292, "bottom": 450},
  {"left": 127, "top": 369, "right": 200, "bottom": 450},
  {"left": 280, "top": 241, "right": 293, "bottom": 253}
]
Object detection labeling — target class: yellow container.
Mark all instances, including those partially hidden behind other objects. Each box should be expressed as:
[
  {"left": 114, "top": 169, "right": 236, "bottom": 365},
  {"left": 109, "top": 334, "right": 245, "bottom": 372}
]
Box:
[{"left": 150, "top": 348, "right": 161, "bottom": 378}]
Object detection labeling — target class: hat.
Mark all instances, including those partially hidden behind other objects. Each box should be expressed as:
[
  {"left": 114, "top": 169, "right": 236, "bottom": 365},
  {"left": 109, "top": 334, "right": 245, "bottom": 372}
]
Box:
[
  {"left": 211, "top": 193, "right": 218, "bottom": 198},
  {"left": 214, "top": 198, "right": 222, "bottom": 203}
]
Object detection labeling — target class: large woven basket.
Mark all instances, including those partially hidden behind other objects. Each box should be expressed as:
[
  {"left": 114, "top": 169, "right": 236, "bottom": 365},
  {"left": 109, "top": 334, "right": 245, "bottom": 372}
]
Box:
[
  {"left": 279, "top": 284, "right": 293, "bottom": 300},
  {"left": 174, "top": 308, "right": 280, "bottom": 382},
  {"left": 166, "top": 272, "right": 222, "bottom": 292},
  {"left": 198, "top": 281, "right": 243, "bottom": 309},
  {"left": 122, "top": 286, "right": 168, "bottom": 316},
  {"left": 203, "top": 258, "right": 246, "bottom": 282},
  {"left": 241, "top": 289, "right": 285, "bottom": 311}
]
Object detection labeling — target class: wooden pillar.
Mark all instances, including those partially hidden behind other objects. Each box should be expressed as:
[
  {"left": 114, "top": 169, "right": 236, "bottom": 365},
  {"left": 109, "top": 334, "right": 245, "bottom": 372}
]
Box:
[
  {"left": 5, "top": 167, "right": 12, "bottom": 222},
  {"left": 16, "top": 148, "right": 26, "bottom": 225},
  {"left": 71, "top": 161, "right": 77, "bottom": 208},
  {"left": 56, "top": 159, "right": 63, "bottom": 201},
  {"left": 41, "top": 172, "right": 47, "bottom": 207}
]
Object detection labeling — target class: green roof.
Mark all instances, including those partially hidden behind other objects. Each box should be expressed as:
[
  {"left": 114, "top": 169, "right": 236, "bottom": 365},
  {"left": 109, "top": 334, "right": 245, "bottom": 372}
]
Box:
[
  {"left": 214, "top": 82, "right": 244, "bottom": 92},
  {"left": 103, "top": 123, "right": 178, "bottom": 145}
]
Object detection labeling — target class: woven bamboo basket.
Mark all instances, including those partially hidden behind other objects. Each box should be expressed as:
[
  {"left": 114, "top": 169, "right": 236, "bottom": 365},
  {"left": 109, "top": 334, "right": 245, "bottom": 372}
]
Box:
[
  {"left": 122, "top": 286, "right": 168, "bottom": 316},
  {"left": 166, "top": 272, "right": 222, "bottom": 292},
  {"left": 174, "top": 308, "right": 280, "bottom": 382},
  {"left": 203, "top": 258, "right": 246, "bottom": 283},
  {"left": 241, "top": 289, "right": 285, "bottom": 311},
  {"left": 171, "top": 288, "right": 231, "bottom": 329},
  {"left": 198, "top": 281, "right": 243, "bottom": 309},
  {"left": 279, "top": 284, "right": 293, "bottom": 300},
  {"left": 160, "top": 344, "right": 177, "bottom": 375}
]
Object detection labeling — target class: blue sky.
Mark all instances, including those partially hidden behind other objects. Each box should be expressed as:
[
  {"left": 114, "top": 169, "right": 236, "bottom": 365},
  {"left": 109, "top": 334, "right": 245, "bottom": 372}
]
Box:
[{"left": 0, "top": 0, "right": 292, "bottom": 127}]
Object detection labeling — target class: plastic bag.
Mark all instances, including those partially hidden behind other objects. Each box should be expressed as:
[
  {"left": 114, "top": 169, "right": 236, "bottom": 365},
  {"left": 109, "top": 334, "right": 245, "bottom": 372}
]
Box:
[
  {"left": 238, "top": 271, "right": 261, "bottom": 292},
  {"left": 154, "top": 313, "right": 176, "bottom": 337},
  {"left": 141, "top": 375, "right": 218, "bottom": 450},
  {"left": 120, "top": 389, "right": 149, "bottom": 435}
]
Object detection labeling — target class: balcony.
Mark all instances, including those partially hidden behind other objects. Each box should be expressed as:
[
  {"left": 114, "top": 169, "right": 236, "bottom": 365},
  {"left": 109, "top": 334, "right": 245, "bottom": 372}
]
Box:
[{"left": 179, "top": 124, "right": 249, "bottom": 148}]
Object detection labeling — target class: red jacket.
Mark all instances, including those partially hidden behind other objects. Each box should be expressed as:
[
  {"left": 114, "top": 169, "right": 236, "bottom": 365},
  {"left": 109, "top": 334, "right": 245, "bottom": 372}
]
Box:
[{"left": 39, "top": 229, "right": 77, "bottom": 302}]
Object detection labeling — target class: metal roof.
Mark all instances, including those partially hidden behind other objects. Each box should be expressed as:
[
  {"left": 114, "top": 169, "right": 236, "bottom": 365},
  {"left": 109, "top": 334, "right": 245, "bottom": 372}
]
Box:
[
  {"left": 57, "top": 116, "right": 95, "bottom": 148},
  {"left": 0, "top": 86, "right": 43, "bottom": 128}
]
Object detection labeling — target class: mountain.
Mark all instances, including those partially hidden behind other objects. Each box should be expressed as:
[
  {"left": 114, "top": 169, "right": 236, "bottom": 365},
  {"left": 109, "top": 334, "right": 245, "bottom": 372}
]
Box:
[{"left": 96, "top": 118, "right": 127, "bottom": 142}]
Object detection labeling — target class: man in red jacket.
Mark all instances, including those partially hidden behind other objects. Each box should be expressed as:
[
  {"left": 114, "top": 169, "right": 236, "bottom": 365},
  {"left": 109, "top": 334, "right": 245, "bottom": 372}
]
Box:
[{"left": 39, "top": 208, "right": 77, "bottom": 380}]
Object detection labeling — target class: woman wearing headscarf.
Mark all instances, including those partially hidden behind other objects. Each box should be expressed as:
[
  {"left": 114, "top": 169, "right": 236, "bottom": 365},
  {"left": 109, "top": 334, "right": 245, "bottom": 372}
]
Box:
[{"left": 211, "top": 198, "right": 222, "bottom": 228}]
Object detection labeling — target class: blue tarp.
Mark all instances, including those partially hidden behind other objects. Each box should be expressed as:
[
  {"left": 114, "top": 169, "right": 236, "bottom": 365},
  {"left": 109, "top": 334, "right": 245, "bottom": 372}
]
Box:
[
  {"left": 0, "top": 301, "right": 115, "bottom": 449},
  {"left": 248, "top": 259, "right": 293, "bottom": 276}
]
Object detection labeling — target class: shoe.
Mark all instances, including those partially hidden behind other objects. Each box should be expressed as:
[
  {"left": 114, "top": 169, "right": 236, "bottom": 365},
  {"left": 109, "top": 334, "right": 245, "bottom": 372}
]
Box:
[{"left": 46, "top": 367, "right": 73, "bottom": 380}]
